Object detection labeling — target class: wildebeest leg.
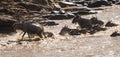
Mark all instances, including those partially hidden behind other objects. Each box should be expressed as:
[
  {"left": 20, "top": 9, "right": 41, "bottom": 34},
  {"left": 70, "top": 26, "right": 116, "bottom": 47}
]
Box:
[
  {"left": 19, "top": 32, "right": 23, "bottom": 35},
  {"left": 38, "top": 32, "right": 47, "bottom": 40},
  {"left": 21, "top": 32, "right": 26, "bottom": 40},
  {"left": 28, "top": 33, "right": 32, "bottom": 39},
  {"left": 43, "top": 32, "right": 47, "bottom": 38},
  {"left": 38, "top": 34, "right": 44, "bottom": 40},
  {"left": 38, "top": 33, "right": 43, "bottom": 38}
]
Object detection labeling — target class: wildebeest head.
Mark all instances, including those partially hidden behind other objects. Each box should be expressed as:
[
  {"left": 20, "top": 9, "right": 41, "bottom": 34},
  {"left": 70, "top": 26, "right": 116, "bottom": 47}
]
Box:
[
  {"left": 59, "top": 26, "right": 70, "bottom": 35},
  {"left": 72, "top": 15, "right": 81, "bottom": 24}
]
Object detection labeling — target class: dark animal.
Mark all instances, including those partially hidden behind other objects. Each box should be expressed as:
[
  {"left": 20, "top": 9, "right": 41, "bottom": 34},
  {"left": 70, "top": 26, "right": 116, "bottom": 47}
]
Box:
[
  {"left": 59, "top": 26, "right": 87, "bottom": 35},
  {"left": 72, "top": 15, "right": 92, "bottom": 30},
  {"left": 110, "top": 31, "right": 120, "bottom": 37},
  {"left": 105, "top": 21, "right": 118, "bottom": 27},
  {"left": 90, "top": 17, "right": 104, "bottom": 26},
  {"left": 59, "top": 26, "right": 71, "bottom": 35},
  {"left": 13, "top": 21, "right": 46, "bottom": 40}
]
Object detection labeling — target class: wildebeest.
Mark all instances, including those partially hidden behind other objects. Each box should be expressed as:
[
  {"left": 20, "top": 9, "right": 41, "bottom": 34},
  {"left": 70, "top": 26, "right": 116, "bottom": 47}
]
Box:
[
  {"left": 72, "top": 15, "right": 92, "bottom": 30},
  {"left": 108, "top": 0, "right": 118, "bottom": 4},
  {"left": 110, "top": 31, "right": 120, "bottom": 37},
  {"left": 59, "top": 26, "right": 71, "bottom": 35},
  {"left": 72, "top": 15, "right": 107, "bottom": 34},
  {"left": 105, "top": 21, "right": 118, "bottom": 27},
  {"left": 59, "top": 26, "right": 87, "bottom": 35},
  {"left": 13, "top": 21, "right": 46, "bottom": 40}
]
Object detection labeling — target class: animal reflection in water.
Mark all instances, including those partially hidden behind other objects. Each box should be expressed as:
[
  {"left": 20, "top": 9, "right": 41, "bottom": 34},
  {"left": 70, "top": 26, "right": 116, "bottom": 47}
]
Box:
[
  {"left": 14, "top": 21, "right": 53, "bottom": 41},
  {"left": 59, "top": 26, "right": 87, "bottom": 35}
]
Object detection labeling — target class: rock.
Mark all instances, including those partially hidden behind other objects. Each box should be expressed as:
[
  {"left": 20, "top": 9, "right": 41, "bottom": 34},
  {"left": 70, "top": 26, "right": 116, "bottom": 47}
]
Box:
[
  {"left": 105, "top": 21, "right": 118, "bottom": 27},
  {"left": 110, "top": 31, "right": 120, "bottom": 37}
]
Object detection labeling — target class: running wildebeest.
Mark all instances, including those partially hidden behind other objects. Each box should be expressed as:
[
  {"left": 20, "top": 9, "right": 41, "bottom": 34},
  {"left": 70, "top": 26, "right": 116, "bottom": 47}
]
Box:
[
  {"left": 105, "top": 21, "right": 118, "bottom": 27},
  {"left": 72, "top": 15, "right": 92, "bottom": 30},
  {"left": 72, "top": 15, "right": 107, "bottom": 34},
  {"left": 59, "top": 26, "right": 87, "bottom": 35},
  {"left": 13, "top": 21, "right": 46, "bottom": 40}
]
